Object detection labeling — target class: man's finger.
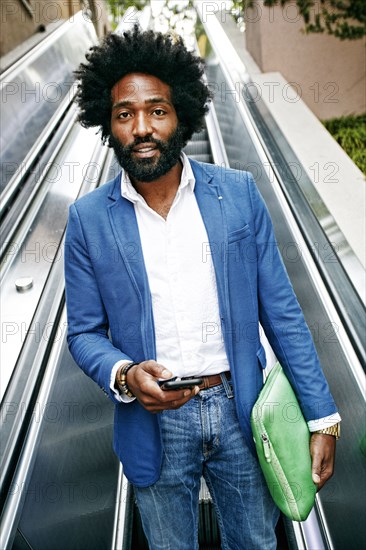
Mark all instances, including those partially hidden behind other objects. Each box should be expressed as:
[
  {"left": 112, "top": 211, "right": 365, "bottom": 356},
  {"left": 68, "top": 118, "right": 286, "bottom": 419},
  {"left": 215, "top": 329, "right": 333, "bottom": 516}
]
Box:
[
  {"left": 311, "top": 455, "right": 322, "bottom": 485},
  {"left": 147, "top": 387, "right": 198, "bottom": 413},
  {"left": 312, "top": 472, "right": 321, "bottom": 484},
  {"left": 310, "top": 433, "right": 336, "bottom": 490},
  {"left": 310, "top": 433, "right": 325, "bottom": 487},
  {"left": 140, "top": 360, "right": 173, "bottom": 380}
]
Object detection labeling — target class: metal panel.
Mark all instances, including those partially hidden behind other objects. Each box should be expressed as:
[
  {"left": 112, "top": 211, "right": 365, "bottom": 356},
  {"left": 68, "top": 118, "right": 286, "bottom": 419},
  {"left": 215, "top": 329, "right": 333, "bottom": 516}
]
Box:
[
  {"left": 13, "top": 336, "right": 119, "bottom": 550},
  {"left": 0, "top": 11, "right": 97, "bottom": 193}
]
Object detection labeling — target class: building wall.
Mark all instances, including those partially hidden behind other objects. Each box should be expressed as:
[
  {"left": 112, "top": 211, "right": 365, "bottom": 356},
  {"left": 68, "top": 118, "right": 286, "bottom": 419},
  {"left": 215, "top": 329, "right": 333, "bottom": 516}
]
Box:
[
  {"left": 0, "top": 0, "right": 110, "bottom": 57},
  {"left": 245, "top": 0, "right": 365, "bottom": 119}
]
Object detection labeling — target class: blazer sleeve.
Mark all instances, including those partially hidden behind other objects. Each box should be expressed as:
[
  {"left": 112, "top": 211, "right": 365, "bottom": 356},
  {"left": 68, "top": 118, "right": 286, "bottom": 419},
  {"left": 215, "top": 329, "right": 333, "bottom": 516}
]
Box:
[
  {"left": 247, "top": 174, "right": 338, "bottom": 422},
  {"left": 64, "top": 203, "right": 132, "bottom": 404}
]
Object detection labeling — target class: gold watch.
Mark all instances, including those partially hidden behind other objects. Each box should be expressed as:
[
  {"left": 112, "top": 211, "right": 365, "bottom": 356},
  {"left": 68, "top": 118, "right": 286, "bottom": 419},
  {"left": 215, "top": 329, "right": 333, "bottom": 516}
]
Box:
[{"left": 314, "top": 423, "right": 340, "bottom": 439}]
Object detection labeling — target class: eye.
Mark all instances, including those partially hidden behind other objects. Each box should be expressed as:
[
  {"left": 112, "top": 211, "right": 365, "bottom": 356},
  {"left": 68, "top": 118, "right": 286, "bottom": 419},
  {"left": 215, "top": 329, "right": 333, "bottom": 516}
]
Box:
[
  {"left": 117, "top": 112, "right": 131, "bottom": 119},
  {"left": 153, "top": 108, "right": 166, "bottom": 116}
]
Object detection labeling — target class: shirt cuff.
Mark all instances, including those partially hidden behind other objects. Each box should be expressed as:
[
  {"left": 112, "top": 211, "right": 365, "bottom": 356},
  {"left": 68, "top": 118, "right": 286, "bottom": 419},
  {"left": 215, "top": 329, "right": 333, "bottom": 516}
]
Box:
[
  {"left": 308, "top": 413, "right": 341, "bottom": 431},
  {"left": 110, "top": 360, "right": 136, "bottom": 403}
]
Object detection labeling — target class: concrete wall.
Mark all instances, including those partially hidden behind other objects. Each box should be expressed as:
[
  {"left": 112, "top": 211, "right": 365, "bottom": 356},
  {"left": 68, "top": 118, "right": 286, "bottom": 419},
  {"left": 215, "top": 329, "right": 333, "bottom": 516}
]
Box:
[
  {"left": 0, "top": 0, "right": 110, "bottom": 57},
  {"left": 244, "top": 0, "right": 365, "bottom": 119}
]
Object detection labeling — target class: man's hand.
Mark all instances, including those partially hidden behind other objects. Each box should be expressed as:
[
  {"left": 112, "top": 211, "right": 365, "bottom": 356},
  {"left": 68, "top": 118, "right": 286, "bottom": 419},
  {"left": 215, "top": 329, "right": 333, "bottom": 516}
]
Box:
[
  {"left": 126, "top": 360, "right": 199, "bottom": 413},
  {"left": 310, "top": 433, "right": 336, "bottom": 490}
]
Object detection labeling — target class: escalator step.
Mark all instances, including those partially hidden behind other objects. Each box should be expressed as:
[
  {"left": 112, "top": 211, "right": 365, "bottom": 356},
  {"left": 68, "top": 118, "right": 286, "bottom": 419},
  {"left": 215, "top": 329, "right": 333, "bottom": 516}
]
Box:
[
  {"left": 184, "top": 140, "right": 211, "bottom": 155},
  {"left": 190, "top": 130, "right": 209, "bottom": 141}
]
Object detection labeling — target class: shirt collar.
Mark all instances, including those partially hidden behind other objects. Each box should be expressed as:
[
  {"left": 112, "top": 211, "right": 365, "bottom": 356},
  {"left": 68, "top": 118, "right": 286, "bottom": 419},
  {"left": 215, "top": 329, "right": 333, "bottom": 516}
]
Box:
[{"left": 120, "top": 152, "right": 195, "bottom": 204}]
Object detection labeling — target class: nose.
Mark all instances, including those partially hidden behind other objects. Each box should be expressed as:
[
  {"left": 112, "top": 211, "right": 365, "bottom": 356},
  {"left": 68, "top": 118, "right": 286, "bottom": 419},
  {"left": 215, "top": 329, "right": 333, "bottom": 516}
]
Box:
[{"left": 132, "top": 112, "right": 153, "bottom": 138}]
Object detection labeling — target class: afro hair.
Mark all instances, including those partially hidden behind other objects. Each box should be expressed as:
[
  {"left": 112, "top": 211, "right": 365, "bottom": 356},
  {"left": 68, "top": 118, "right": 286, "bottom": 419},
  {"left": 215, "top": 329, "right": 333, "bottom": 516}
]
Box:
[{"left": 74, "top": 25, "right": 212, "bottom": 145}]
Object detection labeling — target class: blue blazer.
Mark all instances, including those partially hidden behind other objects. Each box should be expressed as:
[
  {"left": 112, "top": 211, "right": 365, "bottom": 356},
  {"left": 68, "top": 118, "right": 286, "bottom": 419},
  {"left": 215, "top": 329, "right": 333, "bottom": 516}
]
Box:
[{"left": 65, "top": 159, "right": 337, "bottom": 487}]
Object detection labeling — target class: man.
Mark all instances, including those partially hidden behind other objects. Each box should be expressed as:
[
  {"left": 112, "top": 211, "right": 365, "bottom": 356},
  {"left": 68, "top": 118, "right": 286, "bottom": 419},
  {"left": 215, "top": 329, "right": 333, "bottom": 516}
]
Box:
[{"left": 65, "top": 26, "right": 340, "bottom": 549}]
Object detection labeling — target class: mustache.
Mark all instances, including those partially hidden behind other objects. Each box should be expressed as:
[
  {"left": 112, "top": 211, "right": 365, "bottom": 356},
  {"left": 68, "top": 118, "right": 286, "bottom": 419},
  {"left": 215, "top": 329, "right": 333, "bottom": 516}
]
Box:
[{"left": 126, "top": 136, "right": 164, "bottom": 152}]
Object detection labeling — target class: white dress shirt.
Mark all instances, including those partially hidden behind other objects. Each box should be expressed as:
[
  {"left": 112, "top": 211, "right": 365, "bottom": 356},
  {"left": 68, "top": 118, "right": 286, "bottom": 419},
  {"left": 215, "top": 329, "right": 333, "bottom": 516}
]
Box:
[
  {"left": 110, "top": 154, "right": 340, "bottom": 431},
  {"left": 117, "top": 153, "right": 229, "bottom": 372}
]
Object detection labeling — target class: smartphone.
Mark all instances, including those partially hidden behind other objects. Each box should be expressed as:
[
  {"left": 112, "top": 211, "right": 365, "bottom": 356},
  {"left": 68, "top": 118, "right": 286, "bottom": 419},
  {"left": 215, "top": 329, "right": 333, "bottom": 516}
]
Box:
[{"left": 158, "top": 377, "right": 203, "bottom": 391}]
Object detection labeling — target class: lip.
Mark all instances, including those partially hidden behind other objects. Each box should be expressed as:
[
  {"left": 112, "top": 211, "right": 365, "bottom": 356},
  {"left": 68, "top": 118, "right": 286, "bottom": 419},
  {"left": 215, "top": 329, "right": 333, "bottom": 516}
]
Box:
[{"left": 132, "top": 144, "right": 159, "bottom": 158}]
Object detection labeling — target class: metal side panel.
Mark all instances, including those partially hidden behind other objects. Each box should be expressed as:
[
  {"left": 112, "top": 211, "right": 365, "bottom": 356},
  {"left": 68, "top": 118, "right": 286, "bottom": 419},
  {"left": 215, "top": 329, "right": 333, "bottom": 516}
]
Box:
[
  {"left": 0, "top": 124, "right": 102, "bottom": 402},
  {"left": 0, "top": 11, "right": 97, "bottom": 193},
  {"left": 12, "top": 337, "right": 119, "bottom": 550}
]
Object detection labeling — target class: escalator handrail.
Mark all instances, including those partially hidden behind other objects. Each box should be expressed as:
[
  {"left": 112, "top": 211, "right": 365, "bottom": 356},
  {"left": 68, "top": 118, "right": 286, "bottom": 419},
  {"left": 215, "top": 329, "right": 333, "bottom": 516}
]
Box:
[
  {"left": 0, "top": 91, "right": 77, "bottom": 221},
  {"left": 0, "top": 307, "right": 68, "bottom": 550},
  {"left": 0, "top": 11, "right": 87, "bottom": 84}
]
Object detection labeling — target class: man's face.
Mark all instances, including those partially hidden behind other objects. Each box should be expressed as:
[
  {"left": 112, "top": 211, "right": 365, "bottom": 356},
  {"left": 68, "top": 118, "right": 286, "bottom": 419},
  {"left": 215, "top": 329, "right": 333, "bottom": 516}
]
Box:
[{"left": 110, "top": 73, "right": 186, "bottom": 182}]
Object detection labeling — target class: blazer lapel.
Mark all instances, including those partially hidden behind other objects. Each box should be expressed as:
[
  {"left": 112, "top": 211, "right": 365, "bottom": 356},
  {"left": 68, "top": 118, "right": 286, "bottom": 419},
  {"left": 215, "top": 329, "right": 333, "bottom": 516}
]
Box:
[
  {"left": 107, "top": 175, "right": 155, "bottom": 357},
  {"left": 190, "top": 160, "right": 229, "bottom": 325}
]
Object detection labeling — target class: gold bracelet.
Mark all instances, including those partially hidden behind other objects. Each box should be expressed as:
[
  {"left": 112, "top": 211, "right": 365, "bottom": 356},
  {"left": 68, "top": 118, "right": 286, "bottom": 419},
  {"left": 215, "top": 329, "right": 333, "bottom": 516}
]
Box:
[
  {"left": 117, "top": 362, "right": 138, "bottom": 398},
  {"left": 314, "top": 423, "right": 340, "bottom": 440}
]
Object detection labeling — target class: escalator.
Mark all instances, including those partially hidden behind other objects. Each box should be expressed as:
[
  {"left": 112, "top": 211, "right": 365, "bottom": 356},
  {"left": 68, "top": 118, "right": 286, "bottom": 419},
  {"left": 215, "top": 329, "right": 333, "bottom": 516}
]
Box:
[{"left": 1, "top": 5, "right": 365, "bottom": 550}]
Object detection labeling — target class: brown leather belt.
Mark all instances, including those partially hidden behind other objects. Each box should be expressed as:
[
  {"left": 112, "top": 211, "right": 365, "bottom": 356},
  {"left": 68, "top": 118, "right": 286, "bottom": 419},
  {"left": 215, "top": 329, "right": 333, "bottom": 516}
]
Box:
[{"left": 183, "top": 371, "right": 231, "bottom": 390}]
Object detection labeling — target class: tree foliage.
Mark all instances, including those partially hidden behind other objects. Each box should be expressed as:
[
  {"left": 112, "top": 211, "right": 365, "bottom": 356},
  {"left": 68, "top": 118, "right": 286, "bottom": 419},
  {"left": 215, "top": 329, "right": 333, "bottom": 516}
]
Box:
[
  {"left": 234, "top": 0, "right": 365, "bottom": 40},
  {"left": 106, "top": 0, "right": 148, "bottom": 28},
  {"left": 106, "top": 0, "right": 364, "bottom": 40},
  {"left": 323, "top": 115, "right": 366, "bottom": 173},
  {"left": 105, "top": 0, "right": 196, "bottom": 31}
]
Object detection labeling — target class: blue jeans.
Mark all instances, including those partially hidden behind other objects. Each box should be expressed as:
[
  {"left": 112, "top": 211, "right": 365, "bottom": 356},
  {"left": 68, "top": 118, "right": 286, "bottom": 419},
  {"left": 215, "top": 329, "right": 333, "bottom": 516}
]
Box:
[{"left": 134, "top": 382, "right": 279, "bottom": 549}]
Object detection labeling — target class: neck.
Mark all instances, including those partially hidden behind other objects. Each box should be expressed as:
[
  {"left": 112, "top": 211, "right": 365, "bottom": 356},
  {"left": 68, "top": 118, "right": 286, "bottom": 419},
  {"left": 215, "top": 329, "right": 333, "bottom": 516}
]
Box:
[
  {"left": 130, "top": 160, "right": 183, "bottom": 204},
  {"left": 128, "top": 160, "right": 183, "bottom": 220}
]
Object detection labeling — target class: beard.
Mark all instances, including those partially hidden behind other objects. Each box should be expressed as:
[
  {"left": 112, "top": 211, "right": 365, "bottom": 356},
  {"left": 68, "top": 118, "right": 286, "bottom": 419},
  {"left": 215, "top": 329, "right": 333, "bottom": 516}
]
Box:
[{"left": 109, "top": 125, "right": 187, "bottom": 183}]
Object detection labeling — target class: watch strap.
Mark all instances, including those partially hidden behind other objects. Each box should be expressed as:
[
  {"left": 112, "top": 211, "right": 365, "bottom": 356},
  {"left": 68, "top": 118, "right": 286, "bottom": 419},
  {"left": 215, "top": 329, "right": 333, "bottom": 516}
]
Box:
[{"left": 314, "top": 423, "right": 340, "bottom": 439}]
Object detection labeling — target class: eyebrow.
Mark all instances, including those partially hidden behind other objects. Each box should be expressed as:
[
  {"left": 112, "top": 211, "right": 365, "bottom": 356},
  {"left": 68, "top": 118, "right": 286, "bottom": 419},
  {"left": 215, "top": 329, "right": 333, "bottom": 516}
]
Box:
[{"left": 112, "top": 97, "right": 172, "bottom": 110}]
